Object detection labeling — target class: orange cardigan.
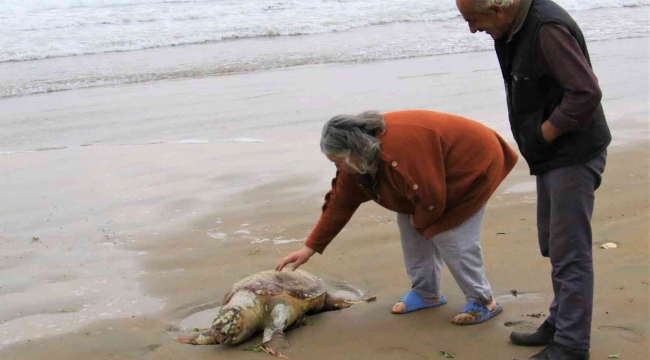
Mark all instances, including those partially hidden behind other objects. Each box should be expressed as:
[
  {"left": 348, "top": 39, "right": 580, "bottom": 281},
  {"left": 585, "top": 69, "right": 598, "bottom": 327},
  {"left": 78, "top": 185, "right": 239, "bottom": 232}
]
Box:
[{"left": 305, "top": 110, "right": 519, "bottom": 253}]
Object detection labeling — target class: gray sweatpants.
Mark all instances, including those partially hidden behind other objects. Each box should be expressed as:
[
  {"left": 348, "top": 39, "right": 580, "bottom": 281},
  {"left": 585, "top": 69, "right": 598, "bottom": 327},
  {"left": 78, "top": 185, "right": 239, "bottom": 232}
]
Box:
[
  {"left": 397, "top": 204, "right": 494, "bottom": 306},
  {"left": 537, "top": 150, "right": 607, "bottom": 350}
]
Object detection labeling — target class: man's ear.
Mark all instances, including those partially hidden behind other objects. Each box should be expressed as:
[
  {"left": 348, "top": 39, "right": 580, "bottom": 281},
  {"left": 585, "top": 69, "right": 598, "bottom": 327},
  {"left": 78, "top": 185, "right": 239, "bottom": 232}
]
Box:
[{"left": 488, "top": 5, "right": 504, "bottom": 15}]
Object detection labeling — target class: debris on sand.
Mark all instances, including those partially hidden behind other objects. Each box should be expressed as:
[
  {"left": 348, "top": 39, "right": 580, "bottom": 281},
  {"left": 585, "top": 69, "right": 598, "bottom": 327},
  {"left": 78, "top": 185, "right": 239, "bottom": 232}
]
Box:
[
  {"left": 440, "top": 350, "right": 455, "bottom": 358},
  {"left": 242, "top": 344, "right": 264, "bottom": 353},
  {"left": 525, "top": 312, "right": 546, "bottom": 318},
  {"left": 600, "top": 242, "right": 618, "bottom": 249}
]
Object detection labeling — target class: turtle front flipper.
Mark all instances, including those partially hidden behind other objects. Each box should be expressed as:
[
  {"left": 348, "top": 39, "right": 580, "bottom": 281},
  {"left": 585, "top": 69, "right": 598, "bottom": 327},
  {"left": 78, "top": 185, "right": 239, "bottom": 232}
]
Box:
[
  {"left": 261, "top": 329, "right": 289, "bottom": 358},
  {"left": 261, "top": 302, "right": 297, "bottom": 358}
]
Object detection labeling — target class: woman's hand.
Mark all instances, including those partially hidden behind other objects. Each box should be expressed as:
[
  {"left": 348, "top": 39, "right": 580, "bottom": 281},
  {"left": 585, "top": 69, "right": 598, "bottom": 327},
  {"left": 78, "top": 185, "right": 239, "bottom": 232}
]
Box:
[{"left": 275, "top": 246, "right": 316, "bottom": 271}]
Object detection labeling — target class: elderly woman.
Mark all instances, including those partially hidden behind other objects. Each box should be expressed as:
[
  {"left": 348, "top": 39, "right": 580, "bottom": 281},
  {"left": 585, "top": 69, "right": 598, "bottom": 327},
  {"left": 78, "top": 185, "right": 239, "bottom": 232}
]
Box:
[{"left": 276, "top": 110, "right": 518, "bottom": 325}]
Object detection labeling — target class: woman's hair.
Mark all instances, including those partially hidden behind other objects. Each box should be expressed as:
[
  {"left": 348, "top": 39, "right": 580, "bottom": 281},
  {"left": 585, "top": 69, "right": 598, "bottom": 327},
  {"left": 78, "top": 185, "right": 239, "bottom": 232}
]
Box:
[
  {"left": 320, "top": 111, "right": 386, "bottom": 175},
  {"left": 471, "top": 0, "right": 515, "bottom": 12}
]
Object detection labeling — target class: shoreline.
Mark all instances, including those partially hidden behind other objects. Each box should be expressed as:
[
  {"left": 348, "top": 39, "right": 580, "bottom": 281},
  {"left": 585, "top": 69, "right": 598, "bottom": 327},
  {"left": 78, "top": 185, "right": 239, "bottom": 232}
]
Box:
[{"left": 0, "top": 37, "right": 648, "bottom": 153}]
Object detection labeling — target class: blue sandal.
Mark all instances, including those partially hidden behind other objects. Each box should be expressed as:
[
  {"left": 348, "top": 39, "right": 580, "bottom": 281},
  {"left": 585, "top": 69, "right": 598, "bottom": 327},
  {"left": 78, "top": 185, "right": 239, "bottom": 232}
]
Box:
[
  {"left": 452, "top": 301, "right": 503, "bottom": 325},
  {"left": 393, "top": 290, "right": 447, "bottom": 314}
]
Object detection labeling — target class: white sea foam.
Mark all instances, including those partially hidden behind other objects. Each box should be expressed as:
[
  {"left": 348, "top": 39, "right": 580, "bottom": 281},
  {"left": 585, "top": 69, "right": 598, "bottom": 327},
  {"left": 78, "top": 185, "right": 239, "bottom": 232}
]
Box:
[
  {"left": 226, "top": 138, "right": 264, "bottom": 143},
  {"left": 169, "top": 139, "right": 209, "bottom": 144},
  {"left": 207, "top": 230, "right": 227, "bottom": 239},
  {"left": 250, "top": 238, "right": 270, "bottom": 244},
  {"left": 0, "top": 150, "right": 35, "bottom": 156},
  {"left": 272, "top": 239, "right": 305, "bottom": 245}
]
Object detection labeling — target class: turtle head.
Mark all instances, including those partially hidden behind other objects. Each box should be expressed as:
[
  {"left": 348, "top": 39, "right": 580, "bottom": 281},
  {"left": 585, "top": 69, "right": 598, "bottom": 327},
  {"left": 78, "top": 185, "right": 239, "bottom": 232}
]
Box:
[{"left": 211, "top": 306, "right": 255, "bottom": 345}]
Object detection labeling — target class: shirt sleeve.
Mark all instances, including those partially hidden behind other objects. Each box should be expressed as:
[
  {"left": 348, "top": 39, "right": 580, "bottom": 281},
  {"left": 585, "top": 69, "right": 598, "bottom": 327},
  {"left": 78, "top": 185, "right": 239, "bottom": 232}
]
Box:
[
  {"left": 539, "top": 23, "right": 602, "bottom": 131},
  {"left": 304, "top": 171, "right": 369, "bottom": 254}
]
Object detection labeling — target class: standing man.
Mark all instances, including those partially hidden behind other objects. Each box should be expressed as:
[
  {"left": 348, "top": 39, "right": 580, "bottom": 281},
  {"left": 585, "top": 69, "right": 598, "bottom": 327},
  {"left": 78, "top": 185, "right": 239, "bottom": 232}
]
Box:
[{"left": 455, "top": 0, "right": 611, "bottom": 359}]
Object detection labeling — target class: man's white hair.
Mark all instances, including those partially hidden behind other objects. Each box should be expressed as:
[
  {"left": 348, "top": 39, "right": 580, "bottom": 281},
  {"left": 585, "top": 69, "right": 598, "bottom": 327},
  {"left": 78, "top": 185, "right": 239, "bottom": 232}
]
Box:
[{"left": 471, "top": 0, "right": 515, "bottom": 12}]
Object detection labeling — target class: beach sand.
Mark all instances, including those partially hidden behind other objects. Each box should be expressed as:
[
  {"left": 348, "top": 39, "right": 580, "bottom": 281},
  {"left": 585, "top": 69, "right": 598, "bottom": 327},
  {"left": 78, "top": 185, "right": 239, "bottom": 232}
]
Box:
[{"left": 0, "top": 37, "right": 648, "bottom": 359}]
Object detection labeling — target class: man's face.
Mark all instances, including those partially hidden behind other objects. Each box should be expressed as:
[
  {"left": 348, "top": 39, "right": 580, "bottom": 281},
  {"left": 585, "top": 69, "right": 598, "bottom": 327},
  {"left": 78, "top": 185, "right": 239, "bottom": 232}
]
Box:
[{"left": 456, "top": 0, "right": 509, "bottom": 40}]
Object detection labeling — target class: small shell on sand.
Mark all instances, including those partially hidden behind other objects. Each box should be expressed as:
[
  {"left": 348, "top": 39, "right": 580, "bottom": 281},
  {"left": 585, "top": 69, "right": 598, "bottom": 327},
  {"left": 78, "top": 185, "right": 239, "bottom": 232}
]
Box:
[{"left": 599, "top": 242, "right": 618, "bottom": 249}]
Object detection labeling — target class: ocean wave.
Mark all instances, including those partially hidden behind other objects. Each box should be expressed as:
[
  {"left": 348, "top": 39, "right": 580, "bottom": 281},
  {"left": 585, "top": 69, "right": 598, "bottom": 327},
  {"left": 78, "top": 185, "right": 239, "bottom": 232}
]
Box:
[
  {"left": 1, "top": 19, "right": 451, "bottom": 63},
  {"left": 0, "top": 0, "right": 216, "bottom": 14},
  {"left": 554, "top": 0, "right": 650, "bottom": 11},
  {"left": 1, "top": 0, "right": 646, "bottom": 14},
  {"left": 0, "top": 1, "right": 648, "bottom": 98},
  {"left": 2, "top": 0, "right": 648, "bottom": 63},
  {"left": 2, "top": 34, "right": 647, "bottom": 99}
]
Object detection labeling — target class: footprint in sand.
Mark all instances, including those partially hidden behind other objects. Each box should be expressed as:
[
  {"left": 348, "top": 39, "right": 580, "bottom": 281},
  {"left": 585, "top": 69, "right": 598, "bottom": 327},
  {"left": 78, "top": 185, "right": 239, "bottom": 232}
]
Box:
[
  {"left": 598, "top": 325, "right": 644, "bottom": 344},
  {"left": 503, "top": 320, "right": 540, "bottom": 333},
  {"left": 496, "top": 291, "right": 546, "bottom": 302},
  {"left": 375, "top": 347, "right": 428, "bottom": 360},
  {"left": 146, "top": 344, "right": 161, "bottom": 351}
]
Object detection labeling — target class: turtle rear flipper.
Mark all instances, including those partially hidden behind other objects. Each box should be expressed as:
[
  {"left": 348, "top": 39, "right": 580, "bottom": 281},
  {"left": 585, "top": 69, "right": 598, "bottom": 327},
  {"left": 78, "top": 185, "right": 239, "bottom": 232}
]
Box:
[{"left": 323, "top": 281, "right": 376, "bottom": 311}]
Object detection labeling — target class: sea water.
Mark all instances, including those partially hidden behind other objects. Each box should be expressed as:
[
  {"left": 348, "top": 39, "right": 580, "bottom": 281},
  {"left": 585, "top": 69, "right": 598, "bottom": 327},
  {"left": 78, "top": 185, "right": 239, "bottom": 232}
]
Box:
[{"left": 1, "top": 0, "right": 648, "bottom": 98}]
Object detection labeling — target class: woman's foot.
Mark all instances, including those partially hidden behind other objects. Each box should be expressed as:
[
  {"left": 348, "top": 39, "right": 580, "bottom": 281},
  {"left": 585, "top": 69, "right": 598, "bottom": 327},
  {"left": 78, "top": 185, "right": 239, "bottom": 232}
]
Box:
[
  {"left": 392, "top": 296, "right": 441, "bottom": 313},
  {"left": 451, "top": 299, "right": 502, "bottom": 325},
  {"left": 391, "top": 290, "right": 447, "bottom": 314}
]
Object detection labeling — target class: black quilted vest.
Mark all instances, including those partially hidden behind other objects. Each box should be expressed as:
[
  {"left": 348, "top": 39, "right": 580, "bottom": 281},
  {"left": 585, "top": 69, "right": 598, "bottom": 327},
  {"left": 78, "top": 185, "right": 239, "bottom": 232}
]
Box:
[{"left": 495, "top": 0, "right": 611, "bottom": 175}]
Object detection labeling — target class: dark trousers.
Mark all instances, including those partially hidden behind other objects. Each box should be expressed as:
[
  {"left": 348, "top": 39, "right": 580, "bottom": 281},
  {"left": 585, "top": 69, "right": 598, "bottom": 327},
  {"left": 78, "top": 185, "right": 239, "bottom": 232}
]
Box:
[{"left": 536, "top": 150, "right": 607, "bottom": 350}]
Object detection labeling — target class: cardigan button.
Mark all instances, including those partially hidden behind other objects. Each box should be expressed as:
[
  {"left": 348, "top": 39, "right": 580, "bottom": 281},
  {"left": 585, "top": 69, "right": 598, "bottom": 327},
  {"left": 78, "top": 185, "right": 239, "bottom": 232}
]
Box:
[
  {"left": 428, "top": 205, "right": 434, "bottom": 210},
  {"left": 391, "top": 161, "right": 398, "bottom": 167},
  {"left": 412, "top": 184, "right": 419, "bottom": 190}
]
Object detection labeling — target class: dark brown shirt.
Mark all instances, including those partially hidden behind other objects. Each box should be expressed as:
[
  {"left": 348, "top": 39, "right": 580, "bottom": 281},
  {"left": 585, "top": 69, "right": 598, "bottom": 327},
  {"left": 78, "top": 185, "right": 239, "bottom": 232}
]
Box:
[{"left": 539, "top": 23, "right": 603, "bottom": 131}]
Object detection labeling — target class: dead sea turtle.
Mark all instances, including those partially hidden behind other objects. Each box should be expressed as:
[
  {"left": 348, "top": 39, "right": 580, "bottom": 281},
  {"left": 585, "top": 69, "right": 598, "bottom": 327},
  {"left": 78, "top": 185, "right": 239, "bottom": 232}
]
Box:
[{"left": 174, "top": 269, "right": 374, "bottom": 357}]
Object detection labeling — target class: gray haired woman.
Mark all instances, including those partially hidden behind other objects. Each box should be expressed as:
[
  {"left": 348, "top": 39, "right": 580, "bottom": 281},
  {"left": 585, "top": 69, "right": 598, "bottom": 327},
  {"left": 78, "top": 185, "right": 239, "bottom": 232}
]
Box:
[{"left": 276, "top": 109, "right": 518, "bottom": 325}]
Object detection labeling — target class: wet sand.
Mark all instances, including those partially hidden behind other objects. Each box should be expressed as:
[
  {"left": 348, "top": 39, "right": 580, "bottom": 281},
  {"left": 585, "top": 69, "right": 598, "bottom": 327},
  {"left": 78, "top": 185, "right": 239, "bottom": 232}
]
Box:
[{"left": 0, "top": 37, "right": 648, "bottom": 360}]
